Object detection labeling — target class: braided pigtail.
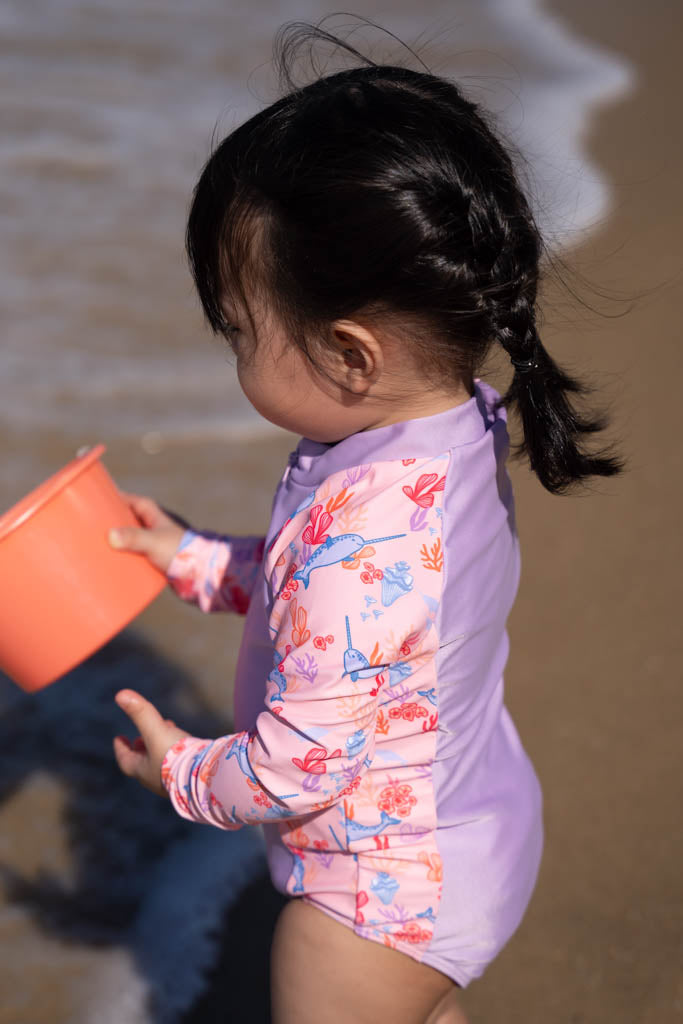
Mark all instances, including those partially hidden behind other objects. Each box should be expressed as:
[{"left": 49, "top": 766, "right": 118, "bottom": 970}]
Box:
[
  {"left": 469, "top": 138, "right": 624, "bottom": 495},
  {"left": 493, "top": 309, "right": 623, "bottom": 495}
]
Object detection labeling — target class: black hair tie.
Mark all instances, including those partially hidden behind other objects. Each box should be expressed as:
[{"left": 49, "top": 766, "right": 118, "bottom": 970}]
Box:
[{"left": 510, "top": 345, "right": 540, "bottom": 374}]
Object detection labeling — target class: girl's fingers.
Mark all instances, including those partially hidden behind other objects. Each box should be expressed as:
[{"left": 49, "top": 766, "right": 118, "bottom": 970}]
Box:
[
  {"left": 160, "top": 507, "right": 192, "bottom": 531},
  {"left": 119, "top": 492, "right": 163, "bottom": 527},
  {"left": 108, "top": 526, "right": 155, "bottom": 554},
  {"left": 113, "top": 734, "right": 143, "bottom": 777},
  {"left": 113, "top": 695, "right": 188, "bottom": 798},
  {"left": 114, "top": 689, "right": 165, "bottom": 736}
]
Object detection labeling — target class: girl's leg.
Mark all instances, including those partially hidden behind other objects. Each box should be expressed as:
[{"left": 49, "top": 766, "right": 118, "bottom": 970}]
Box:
[{"left": 270, "top": 898, "right": 470, "bottom": 1024}]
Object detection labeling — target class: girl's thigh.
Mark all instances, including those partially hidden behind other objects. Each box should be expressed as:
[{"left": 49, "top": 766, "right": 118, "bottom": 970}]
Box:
[{"left": 270, "top": 898, "right": 469, "bottom": 1024}]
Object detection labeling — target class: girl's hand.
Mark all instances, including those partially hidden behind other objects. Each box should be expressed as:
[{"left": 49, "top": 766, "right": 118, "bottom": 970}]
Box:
[
  {"left": 113, "top": 689, "right": 190, "bottom": 798},
  {"left": 109, "top": 492, "right": 188, "bottom": 573}
]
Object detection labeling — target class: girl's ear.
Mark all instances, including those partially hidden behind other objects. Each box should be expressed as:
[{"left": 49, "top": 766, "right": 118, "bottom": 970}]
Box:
[{"left": 329, "top": 320, "right": 384, "bottom": 393}]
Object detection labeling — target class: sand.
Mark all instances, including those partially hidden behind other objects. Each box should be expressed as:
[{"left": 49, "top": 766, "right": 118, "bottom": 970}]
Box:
[{"left": 455, "top": 2, "right": 683, "bottom": 1020}]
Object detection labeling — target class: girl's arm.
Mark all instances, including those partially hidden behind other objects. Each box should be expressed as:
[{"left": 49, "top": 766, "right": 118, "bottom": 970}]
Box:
[
  {"left": 166, "top": 530, "right": 266, "bottom": 615},
  {"left": 159, "top": 475, "right": 441, "bottom": 828},
  {"left": 114, "top": 460, "right": 443, "bottom": 828},
  {"left": 109, "top": 493, "right": 265, "bottom": 616},
  {"left": 160, "top": 549, "right": 391, "bottom": 827}
]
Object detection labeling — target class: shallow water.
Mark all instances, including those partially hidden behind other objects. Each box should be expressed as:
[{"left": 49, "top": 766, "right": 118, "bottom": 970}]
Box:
[{"left": 1, "top": 0, "right": 632, "bottom": 501}]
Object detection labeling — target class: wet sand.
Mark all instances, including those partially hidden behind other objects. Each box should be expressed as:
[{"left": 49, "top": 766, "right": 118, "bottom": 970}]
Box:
[{"left": 457, "top": 1, "right": 683, "bottom": 1020}]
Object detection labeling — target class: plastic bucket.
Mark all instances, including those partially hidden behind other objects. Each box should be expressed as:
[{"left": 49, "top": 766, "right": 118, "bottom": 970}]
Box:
[{"left": 0, "top": 445, "right": 167, "bottom": 691}]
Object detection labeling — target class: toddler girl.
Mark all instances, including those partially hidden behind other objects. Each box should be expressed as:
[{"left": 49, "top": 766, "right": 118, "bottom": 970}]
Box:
[{"left": 110, "top": 26, "right": 622, "bottom": 1024}]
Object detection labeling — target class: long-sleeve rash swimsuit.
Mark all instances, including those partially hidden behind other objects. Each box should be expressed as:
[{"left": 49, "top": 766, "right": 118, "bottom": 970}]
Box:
[{"left": 162, "top": 378, "right": 543, "bottom": 987}]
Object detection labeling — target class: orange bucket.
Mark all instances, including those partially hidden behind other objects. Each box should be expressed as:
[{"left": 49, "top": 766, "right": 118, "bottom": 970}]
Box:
[{"left": 0, "top": 445, "right": 166, "bottom": 691}]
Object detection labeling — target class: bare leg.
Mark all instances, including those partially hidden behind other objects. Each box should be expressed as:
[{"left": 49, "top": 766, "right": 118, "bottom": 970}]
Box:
[
  {"left": 424, "top": 986, "right": 471, "bottom": 1024},
  {"left": 270, "top": 898, "right": 470, "bottom": 1024}
]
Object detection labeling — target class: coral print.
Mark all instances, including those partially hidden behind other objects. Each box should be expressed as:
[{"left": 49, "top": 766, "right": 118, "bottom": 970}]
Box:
[
  {"left": 161, "top": 386, "right": 542, "bottom": 985},
  {"left": 288, "top": 598, "right": 311, "bottom": 647},
  {"left": 389, "top": 702, "right": 428, "bottom": 722},
  {"left": 377, "top": 779, "right": 418, "bottom": 818},
  {"left": 360, "top": 561, "right": 384, "bottom": 584},
  {"left": 420, "top": 538, "right": 443, "bottom": 572},
  {"left": 163, "top": 455, "right": 448, "bottom": 951}
]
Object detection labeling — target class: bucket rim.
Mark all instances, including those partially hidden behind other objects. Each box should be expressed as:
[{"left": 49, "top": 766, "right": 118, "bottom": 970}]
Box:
[{"left": 0, "top": 444, "right": 107, "bottom": 543}]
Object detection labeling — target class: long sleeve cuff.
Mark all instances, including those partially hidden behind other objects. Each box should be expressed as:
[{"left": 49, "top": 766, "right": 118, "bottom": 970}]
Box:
[{"left": 166, "top": 530, "right": 265, "bottom": 614}]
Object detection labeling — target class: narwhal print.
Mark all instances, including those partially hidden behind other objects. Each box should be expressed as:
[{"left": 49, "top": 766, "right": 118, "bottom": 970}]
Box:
[
  {"left": 343, "top": 616, "right": 388, "bottom": 682},
  {"left": 342, "top": 808, "right": 401, "bottom": 843},
  {"left": 224, "top": 736, "right": 259, "bottom": 786},
  {"left": 268, "top": 647, "right": 289, "bottom": 703},
  {"left": 292, "top": 530, "right": 406, "bottom": 589},
  {"left": 290, "top": 852, "right": 305, "bottom": 893}
]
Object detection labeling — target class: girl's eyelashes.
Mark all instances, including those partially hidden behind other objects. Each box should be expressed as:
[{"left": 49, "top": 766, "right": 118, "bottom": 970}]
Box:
[{"left": 221, "top": 323, "right": 242, "bottom": 352}]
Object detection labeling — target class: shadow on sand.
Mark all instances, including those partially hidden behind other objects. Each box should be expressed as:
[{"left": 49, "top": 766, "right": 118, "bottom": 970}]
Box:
[{"left": 0, "top": 630, "right": 287, "bottom": 1023}]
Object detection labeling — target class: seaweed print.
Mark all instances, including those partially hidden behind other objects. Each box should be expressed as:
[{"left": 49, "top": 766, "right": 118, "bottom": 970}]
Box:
[
  {"left": 418, "top": 850, "right": 443, "bottom": 882},
  {"left": 302, "top": 504, "right": 333, "bottom": 545},
  {"left": 289, "top": 598, "right": 311, "bottom": 647},
  {"left": 341, "top": 544, "right": 375, "bottom": 570},
  {"left": 279, "top": 562, "right": 300, "bottom": 601},
  {"left": 399, "top": 631, "right": 422, "bottom": 658},
  {"left": 386, "top": 679, "right": 412, "bottom": 704},
  {"left": 302, "top": 771, "right": 323, "bottom": 794},
  {"left": 312, "top": 839, "right": 334, "bottom": 870},
  {"left": 292, "top": 746, "right": 341, "bottom": 774},
  {"left": 342, "top": 464, "right": 371, "bottom": 488},
  {"left": 292, "top": 651, "right": 319, "bottom": 684},
  {"left": 402, "top": 473, "right": 446, "bottom": 509},
  {"left": 325, "top": 488, "right": 354, "bottom": 515},
  {"left": 409, "top": 505, "right": 429, "bottom": 533},
  {"left": 375, "top": 709, "right": 390, "bottom": 736},
  {"left": 420, "top": 537, "right": 443, "bottom": 572},
  {"left": 337, "top": 500, "right": 368, "bottom": 536},
  {"left": 163, "top": 452, "right": 450, "bottom": 965},
  {"left": 198, "top": 743, "right": 225, "bottom": 786}
]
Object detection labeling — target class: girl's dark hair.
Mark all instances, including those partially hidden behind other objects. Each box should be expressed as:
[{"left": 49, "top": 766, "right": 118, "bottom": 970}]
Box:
[{"left": 187, "top": 22, "right": 624, "bottom": 495}]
